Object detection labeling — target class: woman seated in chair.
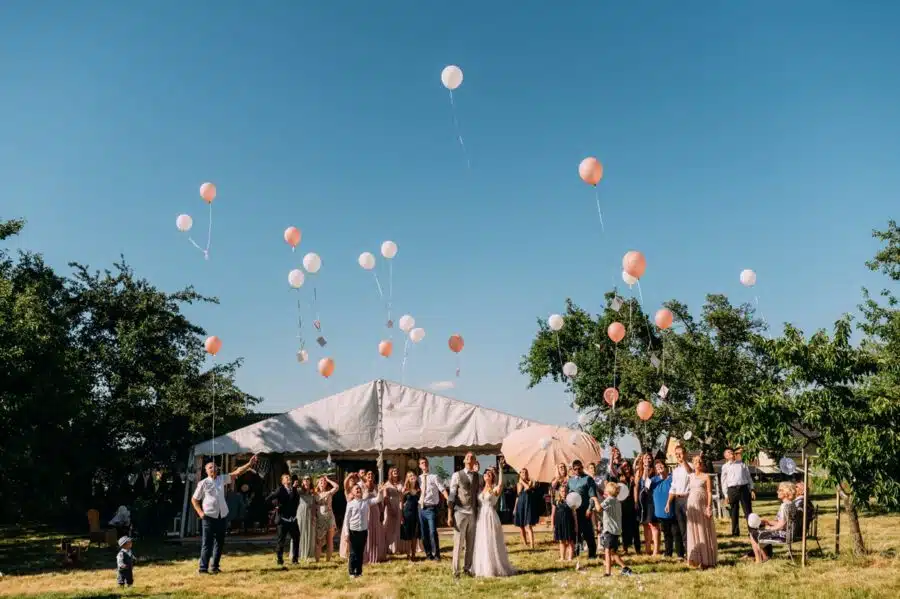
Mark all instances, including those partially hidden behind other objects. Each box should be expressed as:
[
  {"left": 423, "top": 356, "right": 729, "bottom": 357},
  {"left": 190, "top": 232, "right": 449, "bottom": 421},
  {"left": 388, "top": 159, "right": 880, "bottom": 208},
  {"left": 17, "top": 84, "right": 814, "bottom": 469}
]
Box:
[{"left": 748, "top": 482, "right": 797, "bottom": 563}]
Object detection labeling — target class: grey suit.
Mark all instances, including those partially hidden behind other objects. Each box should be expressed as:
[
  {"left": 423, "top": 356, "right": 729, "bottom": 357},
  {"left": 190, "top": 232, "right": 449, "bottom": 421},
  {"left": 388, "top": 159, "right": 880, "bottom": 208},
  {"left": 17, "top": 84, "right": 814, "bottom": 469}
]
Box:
[{"left": 449, "top": 468, "right": 482, "bottom": 576}]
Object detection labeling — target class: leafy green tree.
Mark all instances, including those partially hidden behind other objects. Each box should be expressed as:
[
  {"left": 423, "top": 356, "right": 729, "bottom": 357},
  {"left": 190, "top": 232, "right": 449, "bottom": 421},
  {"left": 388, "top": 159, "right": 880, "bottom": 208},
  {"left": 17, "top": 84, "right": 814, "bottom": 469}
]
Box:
[{"left": 520, "top": 293, "right": 792, "bottom": 459}]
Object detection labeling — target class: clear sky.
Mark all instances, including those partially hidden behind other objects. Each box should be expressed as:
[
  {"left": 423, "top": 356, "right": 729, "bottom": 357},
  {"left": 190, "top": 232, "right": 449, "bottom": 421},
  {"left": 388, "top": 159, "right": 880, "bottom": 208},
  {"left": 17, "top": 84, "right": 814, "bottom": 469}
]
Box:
[{"left": 2, "top": 2, "right": 898, "bottom": 456}]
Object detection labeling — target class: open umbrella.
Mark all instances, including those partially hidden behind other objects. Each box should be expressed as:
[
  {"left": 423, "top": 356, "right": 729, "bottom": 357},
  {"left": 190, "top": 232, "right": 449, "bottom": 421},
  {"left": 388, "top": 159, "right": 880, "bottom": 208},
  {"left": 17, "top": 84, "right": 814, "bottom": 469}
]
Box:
[{"left": 500, "top": 425, "right": 602, "bottom": 483}]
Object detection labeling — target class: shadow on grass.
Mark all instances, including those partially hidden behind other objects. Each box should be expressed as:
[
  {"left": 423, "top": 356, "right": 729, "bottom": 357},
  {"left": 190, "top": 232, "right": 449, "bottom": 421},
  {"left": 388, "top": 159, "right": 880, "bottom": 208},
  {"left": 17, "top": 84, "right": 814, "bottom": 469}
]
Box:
[{"left": 0, "top": 523, "right": 277, "bottom": 577}]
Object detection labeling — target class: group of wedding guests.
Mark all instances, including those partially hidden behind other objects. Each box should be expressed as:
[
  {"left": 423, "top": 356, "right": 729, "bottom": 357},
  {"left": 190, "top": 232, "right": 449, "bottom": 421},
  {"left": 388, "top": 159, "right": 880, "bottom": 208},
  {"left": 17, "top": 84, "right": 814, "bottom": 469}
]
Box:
[{"left": 188, "top": 445, "right": 813, "bottom": 578}]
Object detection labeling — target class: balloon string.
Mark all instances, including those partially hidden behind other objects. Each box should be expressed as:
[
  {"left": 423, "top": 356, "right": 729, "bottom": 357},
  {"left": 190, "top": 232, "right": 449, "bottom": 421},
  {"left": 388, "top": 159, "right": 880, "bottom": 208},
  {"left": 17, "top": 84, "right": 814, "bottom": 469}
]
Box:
[
  {"left": 313, "top": 287, "right": 320, "bottom": 324},
  {"left": 448, "top": 91, "right": 471, "bottom": 170},
  {"left": 205, "top": 202, "right": 212, "bottom": 257},
  {"left": 387, "top": 261, "right": 393, "bottom": 325},
  {"left": 211, "top": 357, "right": 217, "bottom": 467},
  {"left": 754, "top": 295, "right": 772, "bottom": 339},
  {"left": 296, "top": 298, "right": 304, "bottom": 344},
  {"left": 594, "top": 187, "right": 605, "bottom": 233},
  {"left": 400, "top": 338, "right": 410, "bottom": 383},
  {"left": 635, "top": 281, "right": 654, "bottom": 353},
  {"left": 373, "top": 272, "right": 384, "bottom": 299},
  {"left": 554, "top": 331, "right": 564, "bottom": 370}
]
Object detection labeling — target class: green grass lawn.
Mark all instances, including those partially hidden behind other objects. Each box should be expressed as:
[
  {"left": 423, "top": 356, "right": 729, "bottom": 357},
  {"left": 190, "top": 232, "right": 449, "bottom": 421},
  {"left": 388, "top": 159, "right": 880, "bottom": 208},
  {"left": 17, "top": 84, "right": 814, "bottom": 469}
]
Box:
[{"left": 1, "top": 497, "right": 898, "bottom": 598}]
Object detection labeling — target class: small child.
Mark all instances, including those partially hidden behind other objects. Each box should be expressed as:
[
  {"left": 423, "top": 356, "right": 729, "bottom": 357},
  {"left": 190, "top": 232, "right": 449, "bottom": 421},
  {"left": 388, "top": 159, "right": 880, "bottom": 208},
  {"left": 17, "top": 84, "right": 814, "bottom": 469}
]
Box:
[
  {"left": 598, "top": 482, "right": 633, "bottom": 576},
  {"left": 116, "top": 536, "right": 135, "bottom": 587},
  {"left": 342, "top": 484, "right": 385, "bottom": 578},
  {"left": 551, "top": 486, "right": 578, "bottom": 561}
]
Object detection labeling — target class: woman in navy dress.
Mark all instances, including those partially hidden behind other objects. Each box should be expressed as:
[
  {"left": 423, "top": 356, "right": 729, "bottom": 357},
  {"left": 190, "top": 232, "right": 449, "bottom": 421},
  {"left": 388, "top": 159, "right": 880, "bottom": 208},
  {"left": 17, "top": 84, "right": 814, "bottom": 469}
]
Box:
[
  {"left": 398, "top": 471, "right": 420, "bottom": 561},
  {"left": 513, "top": 468, "right": 538, "bottom": 549}
]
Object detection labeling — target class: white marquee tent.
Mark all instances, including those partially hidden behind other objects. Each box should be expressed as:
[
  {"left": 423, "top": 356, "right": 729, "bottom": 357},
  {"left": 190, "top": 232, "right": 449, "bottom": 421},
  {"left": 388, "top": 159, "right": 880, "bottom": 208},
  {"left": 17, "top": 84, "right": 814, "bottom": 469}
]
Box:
[{"left": 180, "top": 379, "right": 542, "bottom": 537}]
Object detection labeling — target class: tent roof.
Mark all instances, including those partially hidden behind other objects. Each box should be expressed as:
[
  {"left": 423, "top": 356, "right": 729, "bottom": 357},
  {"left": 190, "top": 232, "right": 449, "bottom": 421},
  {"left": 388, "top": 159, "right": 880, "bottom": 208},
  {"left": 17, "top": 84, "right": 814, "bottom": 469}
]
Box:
[{"left": 194, "top": 379, "right": 543, "bottom": 456}]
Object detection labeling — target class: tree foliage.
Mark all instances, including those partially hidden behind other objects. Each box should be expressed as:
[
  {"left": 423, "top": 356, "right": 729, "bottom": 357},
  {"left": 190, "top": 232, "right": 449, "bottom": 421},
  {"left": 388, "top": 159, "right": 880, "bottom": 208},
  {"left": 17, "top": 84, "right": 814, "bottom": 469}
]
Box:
[
  {"left": 0, "top": 218, "right": 259, "bottom": 523},
  {"left": 521, "top": 220, "right": 900, "bottom": 554}
]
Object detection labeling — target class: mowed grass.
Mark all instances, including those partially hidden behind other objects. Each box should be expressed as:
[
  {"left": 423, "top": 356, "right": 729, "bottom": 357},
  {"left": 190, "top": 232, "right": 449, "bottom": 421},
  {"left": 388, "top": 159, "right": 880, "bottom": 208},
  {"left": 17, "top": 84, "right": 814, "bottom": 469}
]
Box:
[{"left": 1, "top": 497, "right": 899, "bottom": 599}]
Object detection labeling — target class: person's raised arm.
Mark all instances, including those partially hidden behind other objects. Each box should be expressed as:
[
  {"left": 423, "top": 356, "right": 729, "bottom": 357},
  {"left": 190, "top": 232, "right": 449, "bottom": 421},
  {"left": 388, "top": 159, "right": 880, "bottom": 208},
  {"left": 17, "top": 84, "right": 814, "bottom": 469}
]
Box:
[
  {"left": 326, "top": 477, "right": 340, "bottom": 496},
  {"left": 265, "top": 486, "right": 280, "bottom": 504},
  {"left": 228, "top": 454, "right": 259, "bottom": 479}
]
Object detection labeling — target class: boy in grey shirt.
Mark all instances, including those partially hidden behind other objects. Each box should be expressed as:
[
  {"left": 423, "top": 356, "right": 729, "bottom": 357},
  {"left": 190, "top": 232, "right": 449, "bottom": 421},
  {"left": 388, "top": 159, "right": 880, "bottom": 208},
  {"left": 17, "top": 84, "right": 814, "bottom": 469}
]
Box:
[{"left": 597, "top": 481, "right": 633, "bottom": 576}]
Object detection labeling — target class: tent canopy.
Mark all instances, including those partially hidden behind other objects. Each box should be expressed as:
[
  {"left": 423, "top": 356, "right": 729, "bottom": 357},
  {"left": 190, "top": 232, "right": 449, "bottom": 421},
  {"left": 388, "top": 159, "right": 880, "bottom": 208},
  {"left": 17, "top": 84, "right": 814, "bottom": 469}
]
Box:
[{"left": 194, "top": 379, "right": 542, "bottom": 456}]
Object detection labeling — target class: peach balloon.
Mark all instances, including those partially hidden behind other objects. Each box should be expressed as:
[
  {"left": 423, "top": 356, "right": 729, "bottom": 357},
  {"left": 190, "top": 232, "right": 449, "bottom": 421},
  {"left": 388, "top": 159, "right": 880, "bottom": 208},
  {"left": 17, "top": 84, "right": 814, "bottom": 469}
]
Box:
[
  {"left": 607, "top": 322, "right": 626, "bottom": 344},
  {"left": 448, "top": 334, "right": 464, "bottom": 353},
  {"left": 378, "top": 340, "right": 393, "bottom": 358},
  {"left": 284, "top": 226, "right": 301, "bottom": 248},
  {"left": 204, "top": 335, "right": 222, "bottom": 356},
  {"left": 603, "top": 387, "right": 619, "bottom": 406},
  {"left": 655, "top": 308, "right": 674, "bottom": 330},
  {"left": 637, "top": 400, "right": 654, "bottom": 421},
  {"left": 622, "top": 251, "right": 646, "bottom": 279},
  {"left": 200, "top": 182, "right": 216, "bottom": 204},
  {"left": 318, "top": 357, "right": 335, "bottom": 378},
  {"left": 578, "top": 157, "right": 603, "bottom": 186}
]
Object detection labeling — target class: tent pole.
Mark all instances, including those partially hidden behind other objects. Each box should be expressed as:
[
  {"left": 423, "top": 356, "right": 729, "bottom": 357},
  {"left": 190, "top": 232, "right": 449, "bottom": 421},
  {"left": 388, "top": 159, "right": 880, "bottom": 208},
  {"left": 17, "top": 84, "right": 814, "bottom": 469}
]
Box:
[
  {"left": 179, "top": 446, "right": 195, "bottom": 539},
  {"left": 377, "top": 379, "right": 385, "bottom": 486}
]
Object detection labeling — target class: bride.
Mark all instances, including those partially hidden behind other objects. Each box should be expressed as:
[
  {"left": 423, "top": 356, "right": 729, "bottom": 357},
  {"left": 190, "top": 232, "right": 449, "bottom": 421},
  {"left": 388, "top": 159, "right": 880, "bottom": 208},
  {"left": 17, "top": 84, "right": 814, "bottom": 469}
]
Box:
[{"left": 472, "top": 469, "right": 516, "bottom": 577}]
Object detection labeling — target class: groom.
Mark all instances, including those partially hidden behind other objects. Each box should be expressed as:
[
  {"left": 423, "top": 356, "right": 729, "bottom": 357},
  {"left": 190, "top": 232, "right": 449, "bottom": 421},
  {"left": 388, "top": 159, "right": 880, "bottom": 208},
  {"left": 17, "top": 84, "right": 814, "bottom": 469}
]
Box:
[{"left": 448, "top": 452, "right": 482, "bottom": 577}]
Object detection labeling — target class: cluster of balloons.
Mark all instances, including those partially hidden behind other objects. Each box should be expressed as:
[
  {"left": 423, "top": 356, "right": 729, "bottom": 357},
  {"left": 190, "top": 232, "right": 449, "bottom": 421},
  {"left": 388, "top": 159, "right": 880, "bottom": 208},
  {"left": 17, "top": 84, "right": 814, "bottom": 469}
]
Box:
[
  {"left": 399, "top": 314, "right": 425, "bottom": 344},
  {"left": 359, "top": 241, "right": 398, "bottom": 271},
  {"left": 176, "top": 182, "right": 217, "bottom": 259}
]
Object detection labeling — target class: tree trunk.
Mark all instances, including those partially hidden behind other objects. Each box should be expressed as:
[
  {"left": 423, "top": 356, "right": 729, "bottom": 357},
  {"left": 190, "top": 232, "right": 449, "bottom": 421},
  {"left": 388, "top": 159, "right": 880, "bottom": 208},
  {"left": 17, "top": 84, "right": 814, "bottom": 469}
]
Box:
[{"left": 843, "top": 488, "right": 867, "bottom": 556}]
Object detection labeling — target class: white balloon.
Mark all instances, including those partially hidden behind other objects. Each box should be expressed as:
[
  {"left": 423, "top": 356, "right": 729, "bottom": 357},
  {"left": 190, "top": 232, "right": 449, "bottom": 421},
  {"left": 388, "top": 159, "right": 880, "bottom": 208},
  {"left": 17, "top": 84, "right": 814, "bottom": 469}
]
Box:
[
  {"left": 441, "top": 65, "right": 463, "bottom": 90},
  {"left": 683, "top": 431, "right": 693, "bottom": 441},
  {"left": 538, "top": 437, "right": 551, "bottom": 450},
  {"left": 176, "top": 214, "right": 193, "bottom": 232},
  {"left": 381, "top": 241, "right": 398, "bottom": 259},
  {"left": 296, "top": 349, "right": 309, "bottom": 363},
  {"left": 565, "top": 492, "right": 582, "bottom": 510},
  {"left": 740, "top": 269, "right": 757, "bottom": 287},
  {"left": 617, "top": 483, "right": 630, "bottom": 502},
  {"left": 303, "top": 252, "right": 322, "bottom": 274},
  {"left": 779, "top": 457, "right": 797, "bottom": 475},
  {"left": 548, "top": 314, "right": 564, "bottom": 331},
  {"left": 577, "top": 413, "right": 591, "bottom": 427},
  {"left": 409, "top": 327, "right": 426, "bottom": 343},
  {"left": 399, "top": 314, "right": 416, "bottom": 333},
  {"left": 563, "top": 361, "right": 578, "bottom": 378},
  {"left": 622, "top": 271, "right": 638, "bottom": 286},
  {"left": 288, "top": 269, "right": 305, "bottom": 289},
  {"left": 358, "top": 252, "right": 376, "bottom": 270},
  {"left": 747, "top": 513, "right": 762, "bottom": 529}
]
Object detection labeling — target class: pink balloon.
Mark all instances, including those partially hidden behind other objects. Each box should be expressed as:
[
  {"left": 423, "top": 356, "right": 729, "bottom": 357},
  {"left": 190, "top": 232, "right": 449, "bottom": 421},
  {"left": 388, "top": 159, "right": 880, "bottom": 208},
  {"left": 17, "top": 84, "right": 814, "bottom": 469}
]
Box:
[
  {"left": 579, "top": 157, "right": 603, "bottom": 186},
  {"left": 623, "top": 251, "right": 647, "bottom": 279},
  {"left": 604, "top": 387, "right": 619, "bottom": 406},
  {"left": 318, "top": 357, "right": 335, "bottom": 378},
  {"left": 637, "top": 400, "right": 654, "bottom": 421},
  {"left": 284, "top": 226, "right": 301, "bottom": 248},
  {"left": 607, "top": 322, "right": 626, "bottom": 344},
  {"left": 200, "top": 182, "right": 216, "bottom": 204},
  {"left": 204, "top": 335, "right": 222, "bottom": 356},
  {"left": 655, "top": 308, "right": 673, "bottom": 330}
]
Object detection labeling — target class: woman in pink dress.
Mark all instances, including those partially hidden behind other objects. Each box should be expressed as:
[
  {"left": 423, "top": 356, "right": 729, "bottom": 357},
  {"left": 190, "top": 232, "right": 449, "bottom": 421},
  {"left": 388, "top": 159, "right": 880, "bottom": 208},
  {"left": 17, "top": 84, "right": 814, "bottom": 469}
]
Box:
[
  {"left": 382, "top": 467, "right": 403, "bottom": 554},
  {"left": 362, "top": 471, "right": 387, "bottom": 563},
  {"left": 686, "top": 454, "right": 718, "bottom": 568}
]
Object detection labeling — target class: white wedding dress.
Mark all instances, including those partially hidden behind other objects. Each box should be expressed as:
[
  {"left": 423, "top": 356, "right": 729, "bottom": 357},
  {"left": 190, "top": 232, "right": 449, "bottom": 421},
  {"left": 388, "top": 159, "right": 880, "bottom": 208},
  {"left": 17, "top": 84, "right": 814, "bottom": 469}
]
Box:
[{"left": 472, "top": 491, "right": 516, "bottom": 577}]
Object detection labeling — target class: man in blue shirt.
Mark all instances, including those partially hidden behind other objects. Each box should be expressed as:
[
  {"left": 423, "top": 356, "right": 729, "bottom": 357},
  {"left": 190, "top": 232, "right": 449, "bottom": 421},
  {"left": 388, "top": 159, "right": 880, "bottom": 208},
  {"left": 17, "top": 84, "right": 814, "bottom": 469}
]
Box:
[
  {"left": 566, "top": 460, "right": 598, "bottom": 559},
  {"left": 650, "top": 459, "right": 675, "bottom": 557}
]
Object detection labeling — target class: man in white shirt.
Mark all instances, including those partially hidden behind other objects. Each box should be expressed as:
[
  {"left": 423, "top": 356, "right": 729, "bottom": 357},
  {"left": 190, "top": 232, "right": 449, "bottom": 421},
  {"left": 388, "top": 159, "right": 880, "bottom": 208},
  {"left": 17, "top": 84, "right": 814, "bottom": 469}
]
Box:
[
  {"left": 343, "top": 483, "right": 385, "bottom": 578},
  {"left": 191, "top": 455, "right": 258, "bottom": 574},
  {"left": 721, "top": 447, "right": 756, "bottom": 536},
  {"left": 417, "top": 457, "right": 448, "bottom": 561},
  {"left": 664, "top": 445, "right": 690, "bottom": 559},
  {"left": 447, "top": 452, "right": 482, "bottom": 577}
]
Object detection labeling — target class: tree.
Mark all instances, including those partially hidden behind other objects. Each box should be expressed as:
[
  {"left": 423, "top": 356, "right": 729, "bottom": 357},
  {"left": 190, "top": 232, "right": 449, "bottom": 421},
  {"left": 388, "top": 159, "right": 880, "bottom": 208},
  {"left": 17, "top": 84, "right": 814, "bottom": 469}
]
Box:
[
  {"left": 519, "top": 293, "right": 789, "bottom": 457},
  {"left": 0, "top": 217, "right": 260, "bottom": 523}
]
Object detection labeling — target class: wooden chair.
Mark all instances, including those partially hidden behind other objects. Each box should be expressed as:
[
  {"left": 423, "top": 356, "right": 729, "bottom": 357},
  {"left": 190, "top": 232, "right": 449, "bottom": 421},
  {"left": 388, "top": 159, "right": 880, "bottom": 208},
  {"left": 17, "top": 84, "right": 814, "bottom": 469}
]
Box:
[
  {"left": 806, "top": 504, "right": 824, "bottom": 555},
  {"left": 86, "top": 509, "right": 106, "bottom": 545}
]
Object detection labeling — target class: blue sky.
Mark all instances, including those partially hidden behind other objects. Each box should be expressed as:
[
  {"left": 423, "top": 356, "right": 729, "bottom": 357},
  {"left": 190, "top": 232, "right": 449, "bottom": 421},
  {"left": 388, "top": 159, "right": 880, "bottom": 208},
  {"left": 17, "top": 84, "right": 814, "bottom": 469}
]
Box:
[{"left": 2, "top": 2, "right": 898, "bottom": 456}]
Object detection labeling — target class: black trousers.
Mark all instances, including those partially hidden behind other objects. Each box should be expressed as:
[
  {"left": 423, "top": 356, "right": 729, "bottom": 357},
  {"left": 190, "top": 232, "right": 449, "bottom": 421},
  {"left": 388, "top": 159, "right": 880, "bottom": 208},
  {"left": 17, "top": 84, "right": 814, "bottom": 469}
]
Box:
[
  {"left": 117, "top": 568, "right": 133, "bottom": 586},
  {"left": 727, "top": 484, "right": 753, "bottom": 536},
  {"left": 276, "top": 519, "right": 299, "bottom": 564},
  {"left": 199, "top": 516, "right": 227, "bottom": 572},
  {"left": 347, "top": 529, "right": 368, "bottom": 576},
  {"left": 673, "top": 497, "right": 688, "bottom": 558},
  {"left": 575, "top": 508, "right": 596, "bottom": 558},
  {"left": 659, "top": 518, "right": 675, "bottom": 557},
  {"left": 621, "top": 511, "right": 641, "bottom": 554}
]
